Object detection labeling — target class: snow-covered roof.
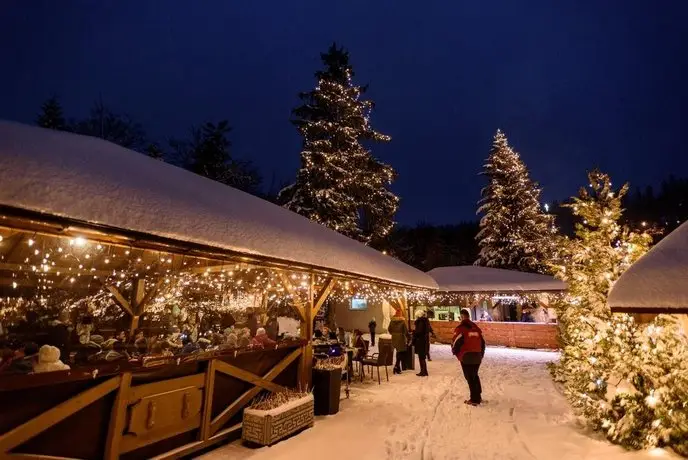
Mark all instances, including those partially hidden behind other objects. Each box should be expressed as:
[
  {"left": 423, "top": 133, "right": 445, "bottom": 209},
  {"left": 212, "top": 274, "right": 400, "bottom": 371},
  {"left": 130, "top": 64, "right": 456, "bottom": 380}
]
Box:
[
  {"left": 608, "top": 221, "right": 688, "bottom": 313},
  {"left": 0, "top": 121, "right": 437, "bottom": 290},
  {"left": 427, "top": 265, "right": 566, "bottom": 292}
]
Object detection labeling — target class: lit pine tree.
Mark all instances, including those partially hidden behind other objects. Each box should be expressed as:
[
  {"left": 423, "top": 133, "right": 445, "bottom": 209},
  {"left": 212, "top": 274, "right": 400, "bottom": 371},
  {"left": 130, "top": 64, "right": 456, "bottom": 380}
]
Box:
[
  {"left": 475, "top": 130, "right": 556, "bottom": 272},
  {"left": 550, "top": 170, "right": 655, "bottom": 447},
  {"left": 279, "top": 43, "right": 397, "bottom": 244},
  {"left": 36, "top": 96, "right": 67, "bottom": 131}
]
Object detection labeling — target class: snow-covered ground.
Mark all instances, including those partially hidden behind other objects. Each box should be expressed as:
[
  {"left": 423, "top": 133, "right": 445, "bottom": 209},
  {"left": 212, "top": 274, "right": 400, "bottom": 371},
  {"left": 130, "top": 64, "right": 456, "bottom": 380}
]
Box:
[{"left": 199, "top": 345, "right": 679, "bottom": 460}]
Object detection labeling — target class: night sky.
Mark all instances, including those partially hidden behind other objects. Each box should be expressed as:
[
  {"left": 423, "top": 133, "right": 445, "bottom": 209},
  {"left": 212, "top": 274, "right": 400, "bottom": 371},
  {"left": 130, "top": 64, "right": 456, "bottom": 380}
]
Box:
[{"left": 2, "top": 1, "right": 687, "bottom": 225}]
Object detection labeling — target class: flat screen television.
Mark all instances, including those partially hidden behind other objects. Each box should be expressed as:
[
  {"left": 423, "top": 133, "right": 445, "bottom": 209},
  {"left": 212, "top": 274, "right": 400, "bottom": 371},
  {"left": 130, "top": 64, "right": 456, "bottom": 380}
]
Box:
[{"left": 350, "top": 298, "right": 367, "bottom": 310}]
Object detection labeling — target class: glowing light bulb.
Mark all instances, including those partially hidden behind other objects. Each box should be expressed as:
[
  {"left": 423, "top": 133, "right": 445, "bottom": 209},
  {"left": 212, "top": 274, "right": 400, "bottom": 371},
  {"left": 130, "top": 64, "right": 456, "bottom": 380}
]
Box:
[
  {"left": 28, "top": 239, "right": 34, "bottom": 246},
  {"left": 73, "top": 237, "right": 86, "bottom": 247}
]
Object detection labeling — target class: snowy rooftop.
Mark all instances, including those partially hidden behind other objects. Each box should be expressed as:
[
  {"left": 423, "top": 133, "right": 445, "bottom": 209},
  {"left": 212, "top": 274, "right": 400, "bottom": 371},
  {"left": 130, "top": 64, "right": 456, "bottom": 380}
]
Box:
[
  {"left": 608, "top": 221, "right": 688, "bottom": 313},
  {"left": 427, "top": 265, "right": 566, "bottom": 292},
  {"left": 0, "top": 121, "right": 437, "bottom": 290}
]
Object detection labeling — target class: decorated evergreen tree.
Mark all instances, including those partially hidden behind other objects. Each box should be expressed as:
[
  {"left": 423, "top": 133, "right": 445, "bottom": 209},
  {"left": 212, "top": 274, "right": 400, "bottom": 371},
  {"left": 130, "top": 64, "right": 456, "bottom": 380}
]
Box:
[
  {"left": 36, "top": 96, "right": 67, "bottom": 131},
  {"left": 548, "top": 170, "right": 688, "bottom": 450},
  {"left": 279, "top": 43, "right": 398, "bottom": 244},
  {"left": 475, "top": 130, "right": 556, "bottom": 272}
]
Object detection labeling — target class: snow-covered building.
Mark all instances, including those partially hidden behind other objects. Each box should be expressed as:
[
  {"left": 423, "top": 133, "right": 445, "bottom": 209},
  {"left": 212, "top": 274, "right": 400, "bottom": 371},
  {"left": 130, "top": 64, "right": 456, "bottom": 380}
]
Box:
[
  {"left": 412, "top": 266, "right": 566, "bottom": 349},
  {"left": 0, "top": 121, "right": 436, "bottom": 291},
  {"left": 0, "top": 121, "right": 436, "bottom": 459},
  {"left": 609, "top": 220, "right": 688, "bottom": 321}
]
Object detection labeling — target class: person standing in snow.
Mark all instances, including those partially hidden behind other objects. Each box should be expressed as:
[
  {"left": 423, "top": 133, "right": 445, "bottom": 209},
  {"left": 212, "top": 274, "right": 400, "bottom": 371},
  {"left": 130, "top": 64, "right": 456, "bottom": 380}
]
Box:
[
  {"left": 426, "top": 316, "right": 435, "bottom": 361},
  {"left": 368, "top": 317, "right": 377, "bottom": 346},
  {"left": 387, "top": 314, "right": 409, "bottom": 374},
  {"left": 413, "top": 310, "right": 430, "bottom": 376},
  {"left": 452, "top": 309, "right": 486, "bottom": 405}
]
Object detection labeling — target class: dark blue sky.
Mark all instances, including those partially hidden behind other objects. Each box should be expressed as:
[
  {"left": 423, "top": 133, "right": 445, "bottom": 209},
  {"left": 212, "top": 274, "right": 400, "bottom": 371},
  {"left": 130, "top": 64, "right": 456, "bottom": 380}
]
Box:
[{"left": 2, "top": 1, "right": 687, "bottom": 224}]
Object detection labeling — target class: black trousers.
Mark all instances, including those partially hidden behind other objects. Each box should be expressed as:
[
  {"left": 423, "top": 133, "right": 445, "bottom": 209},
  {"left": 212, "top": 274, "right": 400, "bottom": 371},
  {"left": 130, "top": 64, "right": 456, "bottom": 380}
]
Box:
[
  {"left": 418, "top": 356, "right": 428, "bottom": 375},
  {"left": 461, "top": 362, "right": 482, "bottom": 403},
  {"left": 394, "top": 350, "right": 407, "bottom": 370}
]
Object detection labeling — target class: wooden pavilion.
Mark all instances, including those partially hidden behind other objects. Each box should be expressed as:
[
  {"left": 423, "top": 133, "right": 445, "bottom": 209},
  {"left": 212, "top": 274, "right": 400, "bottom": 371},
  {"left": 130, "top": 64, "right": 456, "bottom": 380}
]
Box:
[
  {"left": 414, "top": 266, "right": 566, "bottom": 349},
  {"left": 609, "top": 220, "right": 688, "bottom": 328},
  {"left": 0, "top": 121, "right": 436, "bottom": 459}
]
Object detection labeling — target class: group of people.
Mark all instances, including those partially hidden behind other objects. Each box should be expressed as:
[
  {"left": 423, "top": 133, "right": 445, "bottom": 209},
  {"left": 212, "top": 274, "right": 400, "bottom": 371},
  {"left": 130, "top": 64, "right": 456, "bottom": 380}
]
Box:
[
  {"left": 394, "top": 308, "right": 487, "bottom": 406},
  {"left": 0, "top": 309, "right": 288, "bottom": 375}
]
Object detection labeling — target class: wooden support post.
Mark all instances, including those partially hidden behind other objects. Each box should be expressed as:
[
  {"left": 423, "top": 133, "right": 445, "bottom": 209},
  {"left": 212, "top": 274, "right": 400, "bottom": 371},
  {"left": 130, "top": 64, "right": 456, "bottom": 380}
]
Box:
[
  {"left": 104, "top": 372, "right": 132, "bottom": 460},
  {"left": 298, "top": 274, "right": 315, "bottom": 390},
  {"left": 200, "top": 360, "right": 216, "bottom": 441},
  {"left": 129, "top": 278, "right": 145, "bottom": 335}
]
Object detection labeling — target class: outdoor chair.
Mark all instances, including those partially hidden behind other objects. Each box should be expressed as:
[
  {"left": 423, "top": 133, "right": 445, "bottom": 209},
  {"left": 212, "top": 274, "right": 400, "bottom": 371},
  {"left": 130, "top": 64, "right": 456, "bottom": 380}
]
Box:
[{"left": 362, "top": 338, "right": 394, "bottom": 384}]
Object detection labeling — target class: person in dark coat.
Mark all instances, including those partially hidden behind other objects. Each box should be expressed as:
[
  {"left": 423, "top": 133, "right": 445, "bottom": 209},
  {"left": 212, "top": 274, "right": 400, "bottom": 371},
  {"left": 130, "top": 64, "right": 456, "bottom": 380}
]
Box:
[
  {"left": 368, "top": 318, "right": 377, "bottom": 346},
  {"left": 452, "top": 309, "right": 486, "bottom": 405},
  {"left": 265, "top": 316, "right": 279, "bottom": 341},
  {"left": 413, "top": 310, "right": 430, "bottom": 377},
  {"left": 246, "top": 309, "right": 259, "bottom": 337},
  {"left": 387, "top": 315, "right": 409, "bottom": 374},
  {"left": 426, "top": 315, "right": 435, "bottom": 361}
]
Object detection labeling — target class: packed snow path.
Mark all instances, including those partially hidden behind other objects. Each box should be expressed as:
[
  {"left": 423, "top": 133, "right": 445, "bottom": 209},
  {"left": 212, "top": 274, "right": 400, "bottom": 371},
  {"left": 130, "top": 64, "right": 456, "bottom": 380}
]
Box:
[{"left": 200, "top": 345, "right": 677, "bottom": 460}]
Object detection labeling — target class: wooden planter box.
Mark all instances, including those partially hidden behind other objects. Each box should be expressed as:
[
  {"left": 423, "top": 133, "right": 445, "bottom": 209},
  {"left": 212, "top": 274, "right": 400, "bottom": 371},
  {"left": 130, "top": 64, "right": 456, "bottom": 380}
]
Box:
[{"left": 241, "top": 394, "right": 314, "bottom": 446}]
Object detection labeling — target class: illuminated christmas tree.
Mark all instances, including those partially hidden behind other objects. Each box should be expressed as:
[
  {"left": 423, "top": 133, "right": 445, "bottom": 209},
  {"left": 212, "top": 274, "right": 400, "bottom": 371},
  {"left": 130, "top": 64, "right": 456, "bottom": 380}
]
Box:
[
  {"left": 548, "top": 170, "right": 688, "bottom": 451},
  {"left": 279, "top": 44, "right": 397, "bottom": 244},
  {"left": 475, "top": 130, "right": 556, "bottom": 273}
]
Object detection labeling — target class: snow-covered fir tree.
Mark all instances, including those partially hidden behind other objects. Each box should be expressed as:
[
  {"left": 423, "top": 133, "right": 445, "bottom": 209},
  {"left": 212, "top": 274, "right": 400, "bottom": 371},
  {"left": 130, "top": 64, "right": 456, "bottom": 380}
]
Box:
[
  {"left": 475, "top": 130, "right": 556, "bottom": 273},
  {"left": 36, "top": 96, "right": 67, "bottom": 131},
  {"left": 279, "top": 44, "right": 398, "bottom": 244},
  {"left": 548, "top": 170, "right": 688, "bottom": 452}
]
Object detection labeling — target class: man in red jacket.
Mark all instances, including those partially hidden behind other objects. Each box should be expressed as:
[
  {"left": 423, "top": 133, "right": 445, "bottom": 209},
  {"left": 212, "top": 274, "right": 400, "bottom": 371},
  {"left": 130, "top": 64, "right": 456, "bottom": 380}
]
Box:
[{"left": 452, "top": 309, "right": 486, "bottom": 406}]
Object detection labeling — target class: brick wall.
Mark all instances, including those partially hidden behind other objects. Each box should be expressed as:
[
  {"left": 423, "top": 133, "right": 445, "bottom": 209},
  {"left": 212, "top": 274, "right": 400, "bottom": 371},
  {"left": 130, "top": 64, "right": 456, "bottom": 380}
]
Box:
[{"left": 430, "top": 320, "right": 559, "bottom": 350}]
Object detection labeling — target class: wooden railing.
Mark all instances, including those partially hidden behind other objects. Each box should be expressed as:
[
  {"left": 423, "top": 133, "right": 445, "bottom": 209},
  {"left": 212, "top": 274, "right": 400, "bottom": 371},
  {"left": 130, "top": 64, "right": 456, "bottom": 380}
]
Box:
[{"left": 0, "top": 342, "right": 304, "bottom": 460}]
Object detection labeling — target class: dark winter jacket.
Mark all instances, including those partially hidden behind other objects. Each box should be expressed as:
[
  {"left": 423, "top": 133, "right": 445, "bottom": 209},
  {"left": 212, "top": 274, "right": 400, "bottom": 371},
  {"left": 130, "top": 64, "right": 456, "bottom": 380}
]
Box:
[
  {"left": 387, "top": 318, "right": 409, "bottom": 352},
  {"left": 452, "top": 319, "right": 486, "bottom": 364},
  {"left": 413, "top": 317, "right": 430, "bottom": 357},
  {"left": 368, "top": 320, "right": 377, "bottom": 333}
]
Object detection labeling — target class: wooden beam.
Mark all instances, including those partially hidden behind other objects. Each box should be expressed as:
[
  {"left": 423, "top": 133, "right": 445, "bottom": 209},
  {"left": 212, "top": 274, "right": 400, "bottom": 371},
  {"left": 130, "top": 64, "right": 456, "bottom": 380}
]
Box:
[
  {"left": 138, "top": 278, "right": 165, "bottom": 312},
  {"left": 214, "top": 360, "right": 287, "bottom": 393},
  {"left": 8, "top": 454, "right": 82, "bottom": 460},
  {"left": 149, "top": 423, "right": 241, "bottom": 460},
  {"left": 199, "top": 360, "right": 216, "bottom": 441},
  {"left": 106, "top": 285, "right": 134, "bottom": 317},
  {"left": 209, "top": 348, "right": 301, "bottom": 436},
  {"left": 128, "top": 373, "right": 205, "bottom": 401},
  {"left": 0, "top": 262, "right": 112, "bottom": 277},
  {"left": 312, "top": 277, "right": 336, "bottom": 317},
  {"left": 131, "top": 278, "right": 146, "bottom": 314},
  {"left": 104, "top": 372, "right": 132, "bottom": 460},
  {"left": 0, "top": 376, "right": 121, "bottom": 454},
  {"left": 299, "top": 274, "right": 315, "bottom": 390},
  {"left": 279, "top": 272, "right": 306, "bottom": 322}
]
